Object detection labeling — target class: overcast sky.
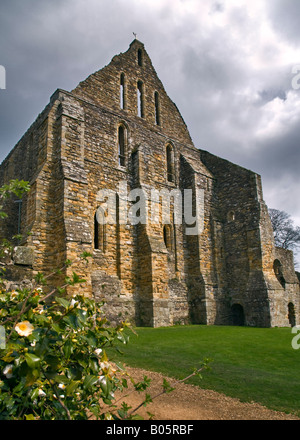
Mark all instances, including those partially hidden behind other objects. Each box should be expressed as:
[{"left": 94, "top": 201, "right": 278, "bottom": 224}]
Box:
[{"left": 0, "top": 0, "right": 299, "bottom": 263}]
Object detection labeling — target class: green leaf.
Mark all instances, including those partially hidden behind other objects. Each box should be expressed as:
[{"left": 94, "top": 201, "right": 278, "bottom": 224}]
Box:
[
  {"left": 63, "top": 313, "right": 80, "bottom": 330},
  {"left": 55, "top": 297, "right": 70, "bottom": 309},
  {"left": 82, "top": 331, "right": 97, "bottom": 347},
  {"left": 25, "top": 353, "right": 41, "bottom": 369},
  {"left": 130, "top": 414, "right": 144, "bottom": 420},
  {"left": 63, "top": 339, "right": 73, "bottom": 359},
  {"left": 44, "top": 354, "right": 60, "bottom": 369},
  {"left": 34, "top": 336, "right": 49, "bottom": 356},
  {"left": 53, "top": 374, "right": 69, "bottom": 384},
  {"left": 25, "top": 369, "right": 40, "bottom": 387},
  {"left": 143, "top": 393, "right": 153, "bottom": 405},
  {"left": 71, "top": 272, "right": 86, "bottom": 285},
  {"left": 65, "top": 380, "right": 80, "bottom": 396},
  {"left": 77, "top": 309, "right": 88, "bottom": 324},
  {"left": 30, "top": 388, "right": 40, "bottom": 401},
  {"left": 34, "top": 272, "right": 46, "bottom": 285},
  {"left": 25, "top": 414, "right": 36, "bottom": 420},
  {"left": 67, "top": 365, "right": 83, "bottom": 381},
  {"left": 162, "top": 378, "right": 175, "bottom": 393},
  {"left": 51, "top": 323, "right": 62, "bottom": 333},
  {"left": 99, "top": 377, "right": 112, "bottom": 398},
  {"left": 83, "top": 375, "right": 99, "bottom": 390}
]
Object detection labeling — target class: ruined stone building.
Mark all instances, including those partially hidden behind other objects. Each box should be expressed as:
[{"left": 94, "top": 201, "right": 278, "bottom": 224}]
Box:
[{"left": 0, "top": 39, "right": 299, "bottom": 327}]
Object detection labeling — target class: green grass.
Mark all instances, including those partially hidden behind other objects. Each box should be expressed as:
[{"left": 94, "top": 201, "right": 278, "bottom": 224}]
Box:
[{"left": 110, "top": 325, "right": 300, "bottom": 416}]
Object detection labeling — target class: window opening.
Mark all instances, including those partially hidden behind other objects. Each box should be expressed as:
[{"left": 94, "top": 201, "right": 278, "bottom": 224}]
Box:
[
  {"left": 273, "top": 259, "right": 286, "bottom": 289},
  {"left": 118, "top": 125, "right": 126, "bottom": 166},
  {"left": 166, "top": 144, "right": 175, "bottom": 183},
  {"left": 120, "top": 73, "right": 125, "bottom": 109},
  {"left": 94, "top": 208, "right": 105, "bottom": 251},
  {"left": 137, "top": 81, "right": 144, "bottom": 118},
  {"left": 163, "top": 225, "right": 172, "bottom": 251},
  {"left": 154, "top": 91, "right": 160, "bottom": 126},
  {"left": 138, "top": 49, "right": 143, "bottom": 66},
  {"left": 228, "top": 211, "right": 235, "bottom": 222}
]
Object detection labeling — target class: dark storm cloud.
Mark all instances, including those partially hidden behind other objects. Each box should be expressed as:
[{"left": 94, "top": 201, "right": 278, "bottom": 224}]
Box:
[{"left": 0, "top": 0, "right": 146, "bottom": 158}]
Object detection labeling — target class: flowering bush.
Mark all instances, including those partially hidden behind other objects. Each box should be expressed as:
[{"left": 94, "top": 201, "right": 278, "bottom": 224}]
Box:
[
  {"left": 0, "top": 278, "right": 134, "bottom": 420},
  {"left": 0, "top": 179, "right": 145, "bottom": 420}
]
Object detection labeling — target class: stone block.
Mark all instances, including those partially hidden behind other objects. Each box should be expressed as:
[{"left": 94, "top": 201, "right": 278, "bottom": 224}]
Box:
[{"left": 13, "top": 246, "right": 34, "bottom": 266}]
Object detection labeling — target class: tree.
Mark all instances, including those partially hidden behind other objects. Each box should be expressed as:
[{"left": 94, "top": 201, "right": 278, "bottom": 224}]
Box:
[{"left": 268, "top": 208, "right": 300, "bottom": 250}]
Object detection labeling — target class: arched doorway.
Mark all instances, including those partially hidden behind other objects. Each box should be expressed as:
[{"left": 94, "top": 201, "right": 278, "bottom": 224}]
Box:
[
  {"left": 231, "top": 304, "right": 245, "bottom": 326},
  {"left": 288, "top": 303, "right": 296, "bottom": 327}
]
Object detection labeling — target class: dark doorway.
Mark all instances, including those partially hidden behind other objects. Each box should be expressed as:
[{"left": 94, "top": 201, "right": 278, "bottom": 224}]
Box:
[
  {"left": 231, "top": 304, "right": 245, "bottom": 326},
  {"left": 288, "top": 302, "right": 296, "bottom": 327}
]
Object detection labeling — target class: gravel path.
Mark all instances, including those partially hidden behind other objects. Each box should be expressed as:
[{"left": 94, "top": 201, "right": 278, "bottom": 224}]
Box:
[{"left": 118, "top": 367, "right": 299, "bottom": 420}]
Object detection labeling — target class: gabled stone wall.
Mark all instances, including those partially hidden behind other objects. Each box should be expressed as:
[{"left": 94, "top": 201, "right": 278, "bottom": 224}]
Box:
[{"left": 0, "top": 40, "right": 299, "bottom": 327}]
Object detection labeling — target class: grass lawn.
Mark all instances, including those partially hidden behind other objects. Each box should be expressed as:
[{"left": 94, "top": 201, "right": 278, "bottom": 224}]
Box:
[{"left": 110, "top": 325, "right": 300, "bottom": 417}]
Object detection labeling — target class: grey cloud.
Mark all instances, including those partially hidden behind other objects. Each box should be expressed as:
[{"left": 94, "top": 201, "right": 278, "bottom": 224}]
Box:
[
  {"left": 266, "top": 0, "right": 300, "bottom": 46},
  {"left": 258, "top": 89, "right": 287, "bottom": 103}
]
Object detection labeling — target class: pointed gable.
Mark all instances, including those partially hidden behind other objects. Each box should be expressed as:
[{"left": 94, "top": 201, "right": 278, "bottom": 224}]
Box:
[{"left": 71, "top": 40, "right": 193, "bottom": 145}]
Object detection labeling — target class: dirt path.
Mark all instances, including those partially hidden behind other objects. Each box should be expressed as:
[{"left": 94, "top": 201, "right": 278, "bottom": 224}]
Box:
[{"left": 118, "top": 367, "right": 299, "bottom": 420}]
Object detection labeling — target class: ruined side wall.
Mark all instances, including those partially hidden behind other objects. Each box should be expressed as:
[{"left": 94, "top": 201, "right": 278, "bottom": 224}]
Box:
[
  {"left": 200, "top": 150, "right": 273, "bottom": 326},
  {"left": 0, "top": 103, "right": 50, "bottom": 241},
  {"left": 0, "top": 98, "right": 68, "bottom": 280},
  {"left": 0, "top": 92, "right": 84, "bottom": 284},
  {"left": 269, "top": 247, "right": 300, "bottom": 327}
]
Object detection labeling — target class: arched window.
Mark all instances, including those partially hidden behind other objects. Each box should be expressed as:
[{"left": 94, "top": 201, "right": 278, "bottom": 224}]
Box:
[
  {"left": 166, "top": 144, "right": 175, "bottom": 183},
  {"left": 227, "top": 211, "right": 235, "bottom": 222},
  {"left": 273, "top": 259, "right": 286, "bottom": 289},
  {"left": 137, "top": 81, "right": 144, "bottom": 118},
  {"left": 94, "top": 207, "right": 105, "bottom": 252},
  {"left": 137, "top": 48, "right": 143, "bottom": 66},
  {"left": 163, "top": 225, "right": 173, "bottom": 251},
  {"left": 154, "top": 91, "right": 160, "bottom": 126},
  {"left": 120, "top": 73, "right": 125, "bottom": 109},
  {"left": 118, "top": 125, "right": 126, "bottom": 166}
]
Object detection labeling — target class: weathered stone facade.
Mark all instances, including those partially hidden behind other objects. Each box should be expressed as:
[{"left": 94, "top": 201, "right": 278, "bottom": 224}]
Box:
[{"left": 0, "top": 40, "right": 299, "bottom": 327}]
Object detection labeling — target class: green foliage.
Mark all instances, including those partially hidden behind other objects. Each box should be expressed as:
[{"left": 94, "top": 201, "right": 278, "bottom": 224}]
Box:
[
  {"left": 0, "top": 179, "right": 31, "bottom": 259},
  {"left": 0, "top": 179, "right": 30, "bottom": 219},
  {"left": 0, "top": 282, "right": 135, "bottom": 420}
]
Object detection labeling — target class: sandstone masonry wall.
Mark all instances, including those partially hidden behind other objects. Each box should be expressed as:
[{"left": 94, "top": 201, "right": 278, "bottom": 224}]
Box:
[{"left": 0, "top": 39, "right": 299, "bottom": 327}]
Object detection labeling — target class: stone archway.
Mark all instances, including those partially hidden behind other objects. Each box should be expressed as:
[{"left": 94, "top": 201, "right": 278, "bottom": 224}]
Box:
[{"left": 231, "top": 304, "right": 245, "bottom": 326}]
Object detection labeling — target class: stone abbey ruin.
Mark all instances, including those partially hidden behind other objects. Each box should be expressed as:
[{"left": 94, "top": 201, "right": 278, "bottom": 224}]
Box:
[{"left": 0, "top": 39, "right": 299, "bottom": 327}]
